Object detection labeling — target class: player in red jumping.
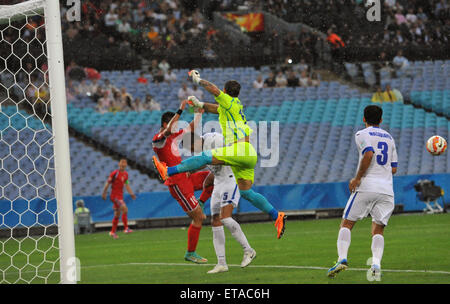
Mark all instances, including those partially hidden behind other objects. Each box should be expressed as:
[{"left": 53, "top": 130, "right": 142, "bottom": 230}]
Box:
[
  {"left": 152, "top": 99, "right": 213, "bottom": 263},
  {"left": 102, "top": 158, "right": 137, "bottom": 239}
]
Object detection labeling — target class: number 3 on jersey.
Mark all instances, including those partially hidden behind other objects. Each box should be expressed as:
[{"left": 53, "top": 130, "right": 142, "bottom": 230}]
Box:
[{"left": 376, "top": 141, "right": 388, "bottom": 165}]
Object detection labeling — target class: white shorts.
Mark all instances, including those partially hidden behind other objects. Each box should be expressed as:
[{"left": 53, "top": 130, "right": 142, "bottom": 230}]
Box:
[
  {"left": 210, "top": 181, "right": 240, "bottom": 216},
  {"left": 342, "top": 191, "right": 395, "bottom": 226}
]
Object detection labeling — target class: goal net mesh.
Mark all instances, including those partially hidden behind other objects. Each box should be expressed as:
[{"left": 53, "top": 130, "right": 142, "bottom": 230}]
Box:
[{"left": 1, "top": 0, "right": 63, "bottom": 284}]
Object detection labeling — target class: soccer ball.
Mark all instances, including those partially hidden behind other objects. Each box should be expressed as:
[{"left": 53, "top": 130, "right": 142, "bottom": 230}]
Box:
[{"left": 426, "top": 135, "right": 447, "bottom": 156}]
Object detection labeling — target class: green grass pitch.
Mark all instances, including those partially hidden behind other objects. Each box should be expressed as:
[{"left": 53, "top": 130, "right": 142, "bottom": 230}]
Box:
[{"left": 2, "top": 213, "right": 450, "bottom": 284}]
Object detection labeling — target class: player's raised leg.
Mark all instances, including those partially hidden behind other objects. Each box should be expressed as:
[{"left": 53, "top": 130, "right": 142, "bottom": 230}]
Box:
[{"left": 238, "top": 179, "right": 286, "bottom": 240}]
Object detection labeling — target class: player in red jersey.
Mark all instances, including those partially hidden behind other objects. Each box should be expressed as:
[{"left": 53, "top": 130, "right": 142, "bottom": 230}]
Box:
[
  {"left": 152, "top": 99, "right": 213, "bottom": 263},
  {"left": 102, "top": 158, "right": 137, "bottom": 239}
]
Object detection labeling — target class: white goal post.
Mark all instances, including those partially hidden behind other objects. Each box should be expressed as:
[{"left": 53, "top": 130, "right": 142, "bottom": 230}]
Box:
[{"left": 0, "top": 0, "right": 76, "bottom": 284}]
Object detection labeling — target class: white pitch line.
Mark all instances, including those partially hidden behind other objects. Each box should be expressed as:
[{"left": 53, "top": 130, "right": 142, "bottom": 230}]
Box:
[{"left": 80, "top": 262, "right": 450, "bottom": 275}]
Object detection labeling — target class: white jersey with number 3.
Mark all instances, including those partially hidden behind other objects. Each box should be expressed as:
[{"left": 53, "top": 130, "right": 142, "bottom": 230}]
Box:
[{"left": 354, "top": 126, "right": 398, "bottom": 196}]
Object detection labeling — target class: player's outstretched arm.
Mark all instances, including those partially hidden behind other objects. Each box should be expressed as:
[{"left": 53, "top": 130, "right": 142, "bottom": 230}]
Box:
[
  {"left": 162, "top": 99, "right": 187, "bottom": 136},
  {"left": 187, "top": 96, "right": 219, "bottom": 114},
  {"left": 189, "top": 70, "right": 221, "bottom": 97},
  {"left": 189, "top": 70, "right": 232, "bottom": 110}
]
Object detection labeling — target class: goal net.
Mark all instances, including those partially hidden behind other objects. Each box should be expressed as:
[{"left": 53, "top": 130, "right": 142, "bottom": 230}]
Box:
[{"left": 0, "top": 0, "right": 76, "bottom": 284}]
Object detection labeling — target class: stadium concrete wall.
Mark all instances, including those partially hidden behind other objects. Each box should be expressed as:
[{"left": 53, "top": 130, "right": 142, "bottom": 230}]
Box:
[{"left": 0, "top": 173, "right": 448, "bottom": 228}]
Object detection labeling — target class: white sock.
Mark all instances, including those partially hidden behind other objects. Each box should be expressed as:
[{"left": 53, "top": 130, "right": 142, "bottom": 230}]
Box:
[
  {"left": 212, "top": 226, "right": 226, "bottom": 266},
  {"left": 337, "top": 227, "right": 351, "bottom": 261},
  {"left": 221, "top": 217, "right": 251, "bottom": 252},
  {"left": 371, "top": 234, "right": 384, "bottom": 267}
]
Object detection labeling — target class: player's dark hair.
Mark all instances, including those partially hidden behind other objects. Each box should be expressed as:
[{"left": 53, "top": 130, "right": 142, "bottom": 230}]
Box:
[
  {"left": 364, "top": 105, "right": 383, "bottom": 125},
  {"left": 224, "top": 80, "right": 241, "bottom": 97},
  {"left": 161, "top": 111, "right": 175, "bottom": 127}
]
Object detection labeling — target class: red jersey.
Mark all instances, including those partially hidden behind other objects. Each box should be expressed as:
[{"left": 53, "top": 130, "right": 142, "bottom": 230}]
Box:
[
  {"left": 152, "top": 129, "right": 188, "bottom": 185},
  {"left": 108, "top": 169, "right": 129, "bottom": 199}
]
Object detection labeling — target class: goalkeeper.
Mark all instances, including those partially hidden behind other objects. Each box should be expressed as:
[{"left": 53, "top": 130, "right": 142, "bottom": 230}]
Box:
[{"left": 153, "top": 70, "right": 286, "bottom": 239}]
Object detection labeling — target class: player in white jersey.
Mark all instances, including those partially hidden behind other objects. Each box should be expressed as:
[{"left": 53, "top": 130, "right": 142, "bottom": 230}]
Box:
[
  {"left": 328, "top": 105, "right": 398, "bottom": 280},
  {"left": 202, "top": 132, "right": 256, "bottom": 274}
]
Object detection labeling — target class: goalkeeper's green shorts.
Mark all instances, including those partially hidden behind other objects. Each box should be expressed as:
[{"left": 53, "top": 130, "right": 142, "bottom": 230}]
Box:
[{"left": 211, "top": 141, "right": 257, "bottom": 183}]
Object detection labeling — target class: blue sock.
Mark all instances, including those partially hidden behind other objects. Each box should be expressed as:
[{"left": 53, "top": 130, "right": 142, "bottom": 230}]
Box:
[
  {"left": 168, "top": 151, "right": 212, "bottom": 176},
  {"left": 240, "top": 189, "right": 278, "bottom": 221}
]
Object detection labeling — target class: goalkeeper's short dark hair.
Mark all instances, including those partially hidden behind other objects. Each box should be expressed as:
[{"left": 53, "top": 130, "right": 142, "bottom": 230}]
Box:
[
  {"left": 364, "top": 105, "right": 383, "bottom": 125},
  {"left": 161, "top": 111, "right": 175, "bottom": 126},
  {"left": 224, "top": 80, "right": 241, "bottom": 97}
]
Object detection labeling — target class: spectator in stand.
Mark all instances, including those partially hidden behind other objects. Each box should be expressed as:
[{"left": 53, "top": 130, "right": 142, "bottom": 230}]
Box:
[
  {"left": 122, "top": 95, "right": 134, "bottom": 112},
  {"left": 92, "top": 86, "right": 104, "bottom": 104},
  {"left": 137, "top": 72, "right": 148, "bottom": 84},
  {"left": 104, "top": 8, "right": 119, "bottom": 30},
  {"left": 87, "top": 78, "right": 100, "bottom": 96},
  {"left": 286, "top": 70, "right": 300, "bottom": 87},
  {"left": 153, "top": 69, "right": 165, "bottom": 83},
  {"left": 149, "top": 59, "right": 160, "bottom": 78},
  {"left": 158, "top": 59, "right": 170, "bottom": 74},
  {"left": 133, "top": 97, "right": 146, "bottom": 112},
  {"left": 297, "top": 58, "right": 309, "bottom": 73},
  {"left": 191, "top": 85, "right": 204, "bottom": 101},
  {"left": 253, "top": 74, "right": 264, "bottom": 89},
  {"left": 371, "top": 86, "right": 384, "bottom": 103},
  {"left": 164, "top": 69, "right": 177, "bottom": 83},
  {"left": 310, "top": 72, "right": 320, "bottom": 87},
  {"left": 103, "top": 79, "right": 116, "bottom": 96},
  {"left": 111, "top": 90, "right": 124, "bottom": 112},
  {"left": 383, "top": 84, "right": 398, "bottom": 102},
  {"left": 120, "top": 87, "right": 133, "bottom": 103},
  {"left": 203, "top": 45, "right": 218, "bottom": 63},
  {"left": 393, "top": 50, "right": 410, "bottom": 76},
  {"left": 97, "top": 91, "right": 113, "bottom": 114},
  {"left": 78, "top": 79, "right": 90, "bottom": 96},
  {"left": 406, "top": 8, "right": 418, "bottom": 24},
  {"left": 66, "top": 60, "right": 86, "bottom": 81},
  {"left": 264, "top": 72, "right": 276, "bottom": 88},
  {"left": 275, "top": 71, "right": 288, "bottom": 88},
  {"left": 395, "top": 9, "right": 407, "bottom": 25},
  {"left": 326, "top": 28, "right": 345, "bottom": 63},
  {"left": 145, "top": 94, "right": 161, "bottom": 111},
  {"left": 178, "top": 82, "right": 193, "bottom": 101},
  {"left": 299, "top": 70, "right": 310, "bottom": 87}
]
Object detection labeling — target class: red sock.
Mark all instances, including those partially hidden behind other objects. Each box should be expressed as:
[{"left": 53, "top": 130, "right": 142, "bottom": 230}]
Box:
[
  {"left": 111, "top": 217, "right": 119, "bottom": 233},
  {"left": 187, "top": 224, "right": 201, "bottom": 252},
  {"left": 199, "top": 185, "right": 213, "bottom": 203},
  {"left": 122, "top": 213, "right": 128, "bottom": 230}
]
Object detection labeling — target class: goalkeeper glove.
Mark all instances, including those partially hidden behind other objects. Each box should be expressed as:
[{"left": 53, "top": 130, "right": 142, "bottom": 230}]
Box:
[
  {"left": 188, "top": 70, "right": 201, "bottom": 85},
  {"left": 187, "top": 95, "right": 204, "bottom": 108}
]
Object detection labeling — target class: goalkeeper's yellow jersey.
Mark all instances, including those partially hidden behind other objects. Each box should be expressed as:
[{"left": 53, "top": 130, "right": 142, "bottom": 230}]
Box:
[{"left": 214, "top": 91, "right": 253, "bottom": 145}]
